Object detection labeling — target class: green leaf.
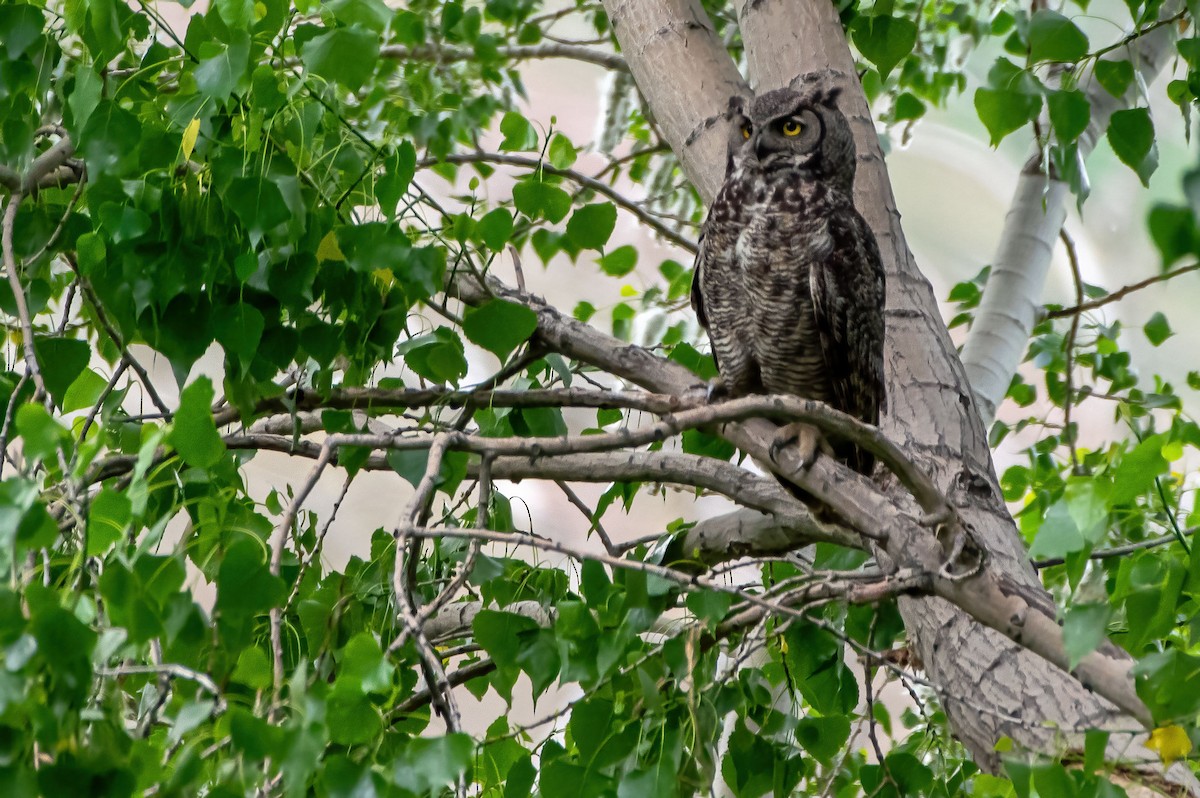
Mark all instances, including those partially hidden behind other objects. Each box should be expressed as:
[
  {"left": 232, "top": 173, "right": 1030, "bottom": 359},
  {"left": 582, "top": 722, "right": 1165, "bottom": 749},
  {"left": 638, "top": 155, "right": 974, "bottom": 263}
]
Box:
[
  {"left": 399, "top": 327, "right": 468, "bottom": 385},
  {"left": 975, "top": 88, "right": 1041, "bottom": 146},
  {"left": 194, "top": 31, "right": 251, "bottom": 101},
  {"left": 1147, "top": 205, "right": 1197, "bottom": 265},
  {"left": 597, "top": 245, "right": 637, "bottom": 277},
  {"left": 1029, "top": 499, "right": 1085, "bottom": 559},
  {"left": 388, "top": 448, "right": 431, "bottom": 487},
  {"left": 168, "top": 377, "right": 226, "bottom": 469},
  {"left": 32, "top": 337, "right": 89, "bottom": 408},
  {"left": 0, "top": 4, "right": 45, "bottom": 60},
  {"left": 14, "top": 404, "right": 66, "bottom": 463},
  {"left": 377, "top": 142, "right": 417, "bottom": 217},
  {"left": 499, "top": 111, "right": 538, "bottom": 151},
  {"left": 1134, "top": 650, "right": 1200, "bottom": 723},
  {"left": 62, "top": 367, "right": 108, "bottom": 414},
  {"left": 1063, "top": 603, "right": 1111, "bottom": 669},
  {"left": 463, "top": 299, "right": 538, "bottom": 360},
  {"left": 566, "top": 202, "right": 617, "bottom": 250},
  {"left": 300, "top": 26, "right": 380, "bottom": 91},
  {"left": 795, "top": 715, "right": 851, "bottom": 761},
  {"left": 339, "top": 632, "right": 392, "bottom": 693},
  {"left": 214, "top": 303, "right": 265, "bottom": 370},
  {"left": 215, "top": 537, "right": 286, "bottom": 619},
  {"left": 476, "top": 208, "right": 514, "bottom": 251},
  {"left": 86, "top": 488, "right": 130, "bottom": 556},
  {"left": 473, "top": 610, "right": 539, "bottom": 699},
  {"left": 1064, "top": 478, "right": 1110, "bottom": 544},
  {"left": 1144, "top": 311, "right": 1172, "bottom": 346},
  {"left": 232, "top": 647, "right": 273, "bottom": 690},
  {"left": 328, "top": 684, "right": 382, "bottom": 745},
  {"left": 548, "top": 133, "right": 577, "bottom": 169},
  {"left": 225, "top": 176, "right": 291, "bottom": 242},
  {"left": 852, "top": 15, "right": 918, "bottom": 78},
  {"left": 512, "top": 178, "right": 571, "bottom": 223},
  {"left": 1112, "top": 433, "right": 1169, "bottom": 505},
  {"left": 1107, "top": 107, "right": 1157, "bottom": 185},
  {"left": 392, "top": 734, "right": 474, "bottom": 794},
  {"left": 686, "top": 590, "right": 732, "bottom": 625},
  {"left": 1094, "top": 60, "right": 1135, "bottom": 98},
  {"left": 1047, "top": 89, "right": 1090, "bottom": 143},
  {"left": 1027, "top": 10, "right": 1089, "bottom": 63}
]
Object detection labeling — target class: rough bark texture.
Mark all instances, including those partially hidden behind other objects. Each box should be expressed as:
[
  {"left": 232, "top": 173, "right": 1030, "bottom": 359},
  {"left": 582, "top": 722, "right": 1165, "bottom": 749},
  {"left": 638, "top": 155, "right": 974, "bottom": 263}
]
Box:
[
  {"left": 602, "top": 0, "right": 1198, "bottom": 786},
  {"left": 959, "top": 5, "right": 1182, "bottom": 422}
]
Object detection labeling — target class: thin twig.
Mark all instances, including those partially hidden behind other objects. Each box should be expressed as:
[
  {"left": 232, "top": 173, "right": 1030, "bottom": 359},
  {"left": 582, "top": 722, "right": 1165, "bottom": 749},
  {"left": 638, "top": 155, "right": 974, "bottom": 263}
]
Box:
[
  {"left": 64, "top": 254, "right": 171, "bottom": 416},
  {"left": 269, "top": 441, "right": 335, "bottom": 702},
  {"left": 391, "top": 434, "right": 463, "bottom": 733},
  {"left": 416, "top": 455, "right": 491, "bottom": 627},
  {"left": 1033, "top": 525, "right": 1198, "bottom": 568},
  {"left": 1, "top": 197, "right": 49, "bottom": 402},
  {"left": 1059, "top": 229, "right": 1083, "bottom": 474},
  {"left": 1043, "top": 261, "right": 1200, "bottom": 319},
  {"left": 555, "top": 480, "right": 618, "bottom": 555},
  {"left": 283, "top": 474, "right": 353, "bottom": 614}
]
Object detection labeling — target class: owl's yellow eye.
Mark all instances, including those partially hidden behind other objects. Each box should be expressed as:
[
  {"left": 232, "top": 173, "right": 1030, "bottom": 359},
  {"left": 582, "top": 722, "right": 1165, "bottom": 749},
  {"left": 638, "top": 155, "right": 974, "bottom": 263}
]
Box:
[
  {"left": 781, "top": 119, "right": 803, "bottom": 137},
  {"left": 741, "top": 124, "right": 752, "bottom": 139}
]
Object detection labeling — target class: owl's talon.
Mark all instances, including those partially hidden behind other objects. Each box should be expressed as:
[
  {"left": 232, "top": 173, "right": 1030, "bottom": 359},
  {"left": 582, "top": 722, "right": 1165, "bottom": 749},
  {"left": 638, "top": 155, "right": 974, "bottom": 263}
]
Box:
[
  {"left": 705, "top": 378, "right": 731, "bottom": 403},
  {"left": 769, "top": 422, "right": 825, "bottom": 469}
]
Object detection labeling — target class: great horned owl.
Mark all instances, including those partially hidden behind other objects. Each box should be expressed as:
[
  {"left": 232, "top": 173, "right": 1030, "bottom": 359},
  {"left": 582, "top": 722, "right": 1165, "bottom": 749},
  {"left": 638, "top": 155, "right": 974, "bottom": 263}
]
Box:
[{"left": 691, "top": 72, "right": 886, "bottom": 477}]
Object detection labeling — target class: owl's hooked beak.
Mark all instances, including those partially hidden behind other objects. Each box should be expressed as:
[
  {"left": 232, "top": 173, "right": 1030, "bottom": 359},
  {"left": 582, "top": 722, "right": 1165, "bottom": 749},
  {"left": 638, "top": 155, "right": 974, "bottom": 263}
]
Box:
[{"left": 751, "top": 129, "right": 769, "bottom": 162}]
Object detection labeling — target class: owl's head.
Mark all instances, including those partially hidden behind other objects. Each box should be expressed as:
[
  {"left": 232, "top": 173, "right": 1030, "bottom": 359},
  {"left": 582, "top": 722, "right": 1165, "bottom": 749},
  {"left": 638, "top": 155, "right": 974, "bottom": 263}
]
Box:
[{"left": 746, "top": 71, "right": 856, "bottom": 193}]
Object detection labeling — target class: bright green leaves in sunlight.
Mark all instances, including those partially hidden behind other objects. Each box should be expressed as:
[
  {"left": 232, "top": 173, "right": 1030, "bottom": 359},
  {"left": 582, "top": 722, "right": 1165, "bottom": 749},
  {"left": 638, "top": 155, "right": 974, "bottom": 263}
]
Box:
[
  {"left": 499, "top": 111, "right": 538, "bottom": 151},
  {"left": 168, "top": 378, "right": 225, "bottom": 469},
  {"left": 463, "top": 299, "right": 538, "bottom": 361}
]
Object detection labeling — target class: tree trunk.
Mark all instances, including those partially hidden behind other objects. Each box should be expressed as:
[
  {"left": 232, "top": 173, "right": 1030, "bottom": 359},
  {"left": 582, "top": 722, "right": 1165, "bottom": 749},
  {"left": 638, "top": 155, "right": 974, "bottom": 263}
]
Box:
[{"left": 601, "top": 0, "right": 1198, "bottom": 787}]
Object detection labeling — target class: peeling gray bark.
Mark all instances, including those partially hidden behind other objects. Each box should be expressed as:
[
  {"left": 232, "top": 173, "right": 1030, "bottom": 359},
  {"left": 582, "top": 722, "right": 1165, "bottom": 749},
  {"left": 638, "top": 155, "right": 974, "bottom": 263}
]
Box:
[
  {"left": 959, "top": 5, "right": 1183, "bottom": 423},
  {"left": 599, "top": 0, "right": 1198, "bottom": 789}
]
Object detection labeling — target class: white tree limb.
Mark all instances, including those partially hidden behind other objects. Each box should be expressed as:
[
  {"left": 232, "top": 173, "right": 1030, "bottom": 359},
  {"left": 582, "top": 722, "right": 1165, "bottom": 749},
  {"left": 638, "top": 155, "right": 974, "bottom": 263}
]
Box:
[{"left": 959, "top": 4, "right": 1184, "bottom": 423}]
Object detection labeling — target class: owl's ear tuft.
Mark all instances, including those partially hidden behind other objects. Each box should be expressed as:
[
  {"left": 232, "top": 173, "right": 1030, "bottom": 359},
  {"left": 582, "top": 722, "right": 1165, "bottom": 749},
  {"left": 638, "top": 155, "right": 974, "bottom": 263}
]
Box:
[
  {"left": 819, "top": 85, "right": 843, "bottom": 108},
  {"left": 788, "top": 70, "right": 845, "bottom": 108},
  {"left": 725, "top": 95, "right": 749, "bottom": 119}
]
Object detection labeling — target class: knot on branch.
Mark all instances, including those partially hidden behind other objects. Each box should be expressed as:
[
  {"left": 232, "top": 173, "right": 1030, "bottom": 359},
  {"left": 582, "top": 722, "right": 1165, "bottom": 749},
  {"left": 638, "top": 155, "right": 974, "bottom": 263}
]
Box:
[{"left": 936, "top": 516, "right": 985, "bottom": 581}]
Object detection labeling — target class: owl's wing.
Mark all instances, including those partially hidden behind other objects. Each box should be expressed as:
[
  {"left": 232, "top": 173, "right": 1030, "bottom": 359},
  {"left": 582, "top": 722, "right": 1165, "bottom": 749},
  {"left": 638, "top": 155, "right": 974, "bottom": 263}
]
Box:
[{"left": 809, "top": 209, "right": 886, "bottom": 469}]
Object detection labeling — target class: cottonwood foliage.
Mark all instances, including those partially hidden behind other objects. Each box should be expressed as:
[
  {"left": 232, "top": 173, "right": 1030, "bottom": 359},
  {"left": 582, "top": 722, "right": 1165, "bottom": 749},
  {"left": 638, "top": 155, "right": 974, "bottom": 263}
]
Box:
[{"left": 0, "top": 0, "right": 1198, "bottom": 795}]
